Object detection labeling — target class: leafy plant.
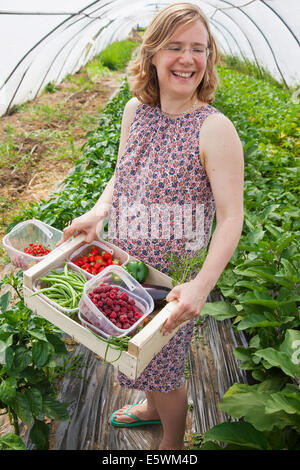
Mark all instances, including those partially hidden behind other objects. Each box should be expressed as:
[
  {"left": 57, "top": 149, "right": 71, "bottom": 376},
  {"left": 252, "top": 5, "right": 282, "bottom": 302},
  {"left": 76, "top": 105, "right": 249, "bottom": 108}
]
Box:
[
  {"left": 197, "top": 64, "right": 300, "bottom": 450},
  {"left": 0, "top": 273, "right": 71, "bottom": 450}
]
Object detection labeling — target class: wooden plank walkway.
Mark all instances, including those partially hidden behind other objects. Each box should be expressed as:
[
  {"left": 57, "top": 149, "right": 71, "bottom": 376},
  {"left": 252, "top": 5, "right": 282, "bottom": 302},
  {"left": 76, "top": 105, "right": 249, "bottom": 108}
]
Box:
[{"left": 48, "top": 295, "right": 248, "bottom": 450}]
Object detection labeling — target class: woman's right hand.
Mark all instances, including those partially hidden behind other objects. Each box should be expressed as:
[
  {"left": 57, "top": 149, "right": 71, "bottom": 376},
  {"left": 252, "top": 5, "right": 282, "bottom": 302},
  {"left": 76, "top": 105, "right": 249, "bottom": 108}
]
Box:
[{"left": 56, "top": 202, "right": 111, "bottom": 246}]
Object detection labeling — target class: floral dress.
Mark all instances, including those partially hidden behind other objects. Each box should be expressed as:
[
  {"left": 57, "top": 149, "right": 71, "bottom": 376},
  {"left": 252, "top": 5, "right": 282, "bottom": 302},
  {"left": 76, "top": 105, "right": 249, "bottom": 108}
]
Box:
[{"left": 108, "top": 102, "right": 220, "bottom": 392}]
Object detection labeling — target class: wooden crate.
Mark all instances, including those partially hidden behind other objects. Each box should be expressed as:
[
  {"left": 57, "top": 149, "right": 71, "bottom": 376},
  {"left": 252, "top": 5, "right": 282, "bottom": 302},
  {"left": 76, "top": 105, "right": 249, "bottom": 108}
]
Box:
[{"left": 23, "top": 234, "right": 183, "bottom": 380}]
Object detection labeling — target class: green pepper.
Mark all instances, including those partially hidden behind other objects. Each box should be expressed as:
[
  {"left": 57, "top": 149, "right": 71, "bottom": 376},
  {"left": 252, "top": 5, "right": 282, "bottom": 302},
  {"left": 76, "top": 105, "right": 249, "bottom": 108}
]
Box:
[{"left": 124, "top": 260, "right": 149, "bottom": 283}]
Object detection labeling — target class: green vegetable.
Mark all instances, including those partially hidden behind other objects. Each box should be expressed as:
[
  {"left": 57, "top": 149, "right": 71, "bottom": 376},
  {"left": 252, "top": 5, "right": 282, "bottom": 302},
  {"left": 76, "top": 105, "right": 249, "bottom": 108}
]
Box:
[
  {"left": 31, "top": 263, "right": 86, "bottom": 312},
  {"left": 124, "top": 260, "right": 149, "bottom": 283},
  {"left": 88, "top": 330, "right": 131, "bottom": 363}
]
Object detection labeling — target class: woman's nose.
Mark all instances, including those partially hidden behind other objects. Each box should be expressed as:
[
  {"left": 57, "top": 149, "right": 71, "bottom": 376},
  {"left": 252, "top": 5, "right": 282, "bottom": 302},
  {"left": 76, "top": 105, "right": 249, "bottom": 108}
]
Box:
[{"left": 178, "top": 49, "right": 194, "bottom": 63}]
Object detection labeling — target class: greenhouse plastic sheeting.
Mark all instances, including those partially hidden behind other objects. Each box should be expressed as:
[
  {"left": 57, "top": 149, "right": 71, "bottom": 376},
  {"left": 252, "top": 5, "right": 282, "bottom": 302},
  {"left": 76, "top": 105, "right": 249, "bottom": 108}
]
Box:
[{"left": 0, "top": 0, "right": 299, "bottom": 116}]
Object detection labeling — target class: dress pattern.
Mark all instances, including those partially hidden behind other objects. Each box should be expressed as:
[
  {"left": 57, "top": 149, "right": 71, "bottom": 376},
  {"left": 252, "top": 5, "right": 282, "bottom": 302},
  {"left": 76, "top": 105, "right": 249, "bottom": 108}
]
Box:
[{"left": 108, "top": 102, "right": 220, "bottom": 392}]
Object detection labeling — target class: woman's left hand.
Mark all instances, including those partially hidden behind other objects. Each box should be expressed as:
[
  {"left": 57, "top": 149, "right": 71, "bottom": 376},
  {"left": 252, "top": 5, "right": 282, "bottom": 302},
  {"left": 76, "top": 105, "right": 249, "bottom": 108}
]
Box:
[{"left": 161, "top": 279, "right": 209, "bottom": 336}]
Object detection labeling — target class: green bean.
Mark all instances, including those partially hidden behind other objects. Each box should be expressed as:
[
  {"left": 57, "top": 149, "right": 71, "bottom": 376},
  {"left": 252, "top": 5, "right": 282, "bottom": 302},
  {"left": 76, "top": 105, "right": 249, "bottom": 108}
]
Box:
[
  {"left": 31, "top": 262, "right": 86, "bottom": 312},
  {"left": 87, "top": 329, "right": 131, "bottom": 363}
]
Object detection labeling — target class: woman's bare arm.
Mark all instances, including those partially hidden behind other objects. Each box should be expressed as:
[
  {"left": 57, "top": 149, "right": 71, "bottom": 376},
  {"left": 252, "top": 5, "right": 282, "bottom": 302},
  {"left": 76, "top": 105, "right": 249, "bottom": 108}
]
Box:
[
  {"left": 162, "top": 113, "right": 244, "bottom": 334},
  {"left": 57, "top": 97, "right": 140, "bottom": 244}
]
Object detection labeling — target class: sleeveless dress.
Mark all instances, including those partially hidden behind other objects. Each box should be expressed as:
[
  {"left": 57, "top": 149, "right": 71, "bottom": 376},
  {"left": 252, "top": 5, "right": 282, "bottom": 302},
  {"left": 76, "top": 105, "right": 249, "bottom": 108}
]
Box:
[{"left": 108, "top": 102, "right": 220, "bottom": 392}]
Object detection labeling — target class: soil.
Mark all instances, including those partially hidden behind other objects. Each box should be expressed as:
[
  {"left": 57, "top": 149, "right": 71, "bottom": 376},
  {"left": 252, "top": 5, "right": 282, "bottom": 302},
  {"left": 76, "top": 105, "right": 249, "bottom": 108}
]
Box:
[
  {"left": 0, "top": 69, "right": 125, "bottom": 272},
  {"left": 0, "top": 68, "right": 125, "bottom": 442}
]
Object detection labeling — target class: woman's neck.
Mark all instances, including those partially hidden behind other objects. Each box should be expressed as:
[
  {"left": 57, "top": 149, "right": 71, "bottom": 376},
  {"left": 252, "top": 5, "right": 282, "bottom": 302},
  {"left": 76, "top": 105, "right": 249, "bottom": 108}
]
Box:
[{"left": 159, "top": 95, "right": 201, "bottom": 116}]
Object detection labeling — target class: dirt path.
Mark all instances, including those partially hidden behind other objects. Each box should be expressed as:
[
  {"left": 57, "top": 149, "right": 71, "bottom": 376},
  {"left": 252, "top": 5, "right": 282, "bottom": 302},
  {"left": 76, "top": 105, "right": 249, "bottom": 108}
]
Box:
[
  {"left": 0, "top": 68, "right": 125, "bottom": 271},
  {"left": 0, "top": 67, "right": 125, "bottom": 441}
]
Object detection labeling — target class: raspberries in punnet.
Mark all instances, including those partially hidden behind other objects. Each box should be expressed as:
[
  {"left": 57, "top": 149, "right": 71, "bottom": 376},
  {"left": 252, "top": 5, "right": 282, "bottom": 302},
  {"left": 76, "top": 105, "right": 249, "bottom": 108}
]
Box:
[{"left": 88, "top": 283, "right": 142, "bottom": 329}]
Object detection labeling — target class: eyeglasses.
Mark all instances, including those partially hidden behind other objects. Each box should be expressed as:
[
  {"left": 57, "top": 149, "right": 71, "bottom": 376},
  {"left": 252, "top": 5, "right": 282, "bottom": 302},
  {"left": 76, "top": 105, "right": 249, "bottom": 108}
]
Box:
[{"left": 161, "top": 45, "right": 210, "bottom": 58}]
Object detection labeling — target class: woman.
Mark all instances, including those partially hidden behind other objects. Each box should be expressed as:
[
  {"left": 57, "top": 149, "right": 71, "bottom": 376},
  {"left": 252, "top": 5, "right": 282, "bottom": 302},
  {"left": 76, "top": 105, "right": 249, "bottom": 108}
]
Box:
[{"left": 59, "top": 3, "right": 244, "bottom": 450}]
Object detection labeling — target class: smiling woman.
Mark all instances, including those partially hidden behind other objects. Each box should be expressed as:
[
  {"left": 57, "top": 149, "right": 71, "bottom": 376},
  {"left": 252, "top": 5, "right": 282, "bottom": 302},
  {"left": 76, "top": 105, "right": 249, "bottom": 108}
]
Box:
[
  {"left": 128, "top": 2, "right": 219, "bottom": 107},
  {"left": 60, "top": 2, "right": 244, "bottom": 451},
  {"left": 151, "top": 20, "right": 210, "bottom": 114}
]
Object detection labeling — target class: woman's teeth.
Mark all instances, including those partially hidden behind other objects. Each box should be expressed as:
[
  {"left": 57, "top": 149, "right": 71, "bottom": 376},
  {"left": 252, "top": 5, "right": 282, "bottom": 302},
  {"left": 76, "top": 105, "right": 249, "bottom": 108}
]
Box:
[{"left": 172, "top": 71, "right": 194, "bottom": 78}]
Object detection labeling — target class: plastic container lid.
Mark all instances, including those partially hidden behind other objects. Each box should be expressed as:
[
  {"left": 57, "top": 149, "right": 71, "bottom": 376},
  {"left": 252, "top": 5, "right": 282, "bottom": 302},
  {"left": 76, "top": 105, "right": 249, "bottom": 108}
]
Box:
[
  {"left": 2, "top": 218, "right": 62, "bottom": 270},
  {"left": 78, "top": 265, "right": 154, "bottom": 338}
]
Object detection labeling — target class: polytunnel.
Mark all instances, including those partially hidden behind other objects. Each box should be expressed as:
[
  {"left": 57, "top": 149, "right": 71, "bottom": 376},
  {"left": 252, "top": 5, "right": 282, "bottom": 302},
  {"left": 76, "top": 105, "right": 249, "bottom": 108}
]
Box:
[
  {"left": 0, "top": 0, "right": 299, "bottom": 116},
  {"left": 0, "top": 0, "right": 299, "bottom": 454}
]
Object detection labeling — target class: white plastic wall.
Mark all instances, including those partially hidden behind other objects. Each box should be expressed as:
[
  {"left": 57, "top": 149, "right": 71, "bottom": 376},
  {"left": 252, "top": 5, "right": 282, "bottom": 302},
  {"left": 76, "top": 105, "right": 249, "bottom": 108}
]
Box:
[{"left": 0, "top": 0, "right": 299, "bottom": 116}]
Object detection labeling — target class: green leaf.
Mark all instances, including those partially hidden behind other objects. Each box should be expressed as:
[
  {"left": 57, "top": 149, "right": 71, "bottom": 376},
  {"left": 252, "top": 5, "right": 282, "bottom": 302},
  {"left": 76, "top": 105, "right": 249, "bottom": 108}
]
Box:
[
  {"left": 29, "top": 419, "right": 50, "bottom": 450},
  {"left": 0, "top": 433, "right": 26, "bottom": 450},
  {"left": 245, "top": 228, "right": 265, "bottom": 245},
  {"left": 0, "top": 291, "right": 12, "bottom": 313},
  {"left": 239, "top": 291, "right": 279, "bottom": 309},
  {"left": 266, "top": 388, "right": 300, "bottom": 416},
  {"left": 43, "top": 395, "right": 69, "bottom": 421},
  {"left": 0, "top": 377, "right": 17, "bottom": 406},
  {"left": 254, "top": 349, "right": 299, "bottom": 378},
  {"left": 255, "top": 330, "right": 300, "bottom": 378},
  {"left": 204, "top": 421, "right": 269, "bottom": 450},
  {"left": 234, "top": 266, "right": 292, "bottom": 288},
  {"left": 45, "top": 332, "right": 68, "bottom": 355},
  {"left": 0, "top": 334, "right": 13, "bottom": 364},
  {"left": 279, "top": 258, "right": 300, "bottom": 283},
  {"left": 276, "top": 234, "right": 296, "bottom": 254},
  {"left": 28, "top": 329, "right": 48, "bottom": 342},
  {"left": 219, "top": 390, "right": 300, "bottom": 432},
  {"left": 199, "top": 441, "right": 223, "bottom": 450},
  {"left": 32, "top": 341, "right": 51, "bottom": 367},
  {"left": 201, "top": 301, "right": 238, "bottom": 320},
  {"left": 6, "top": 346, "right": 32, "bottom": 375},
  {"left": 25, "top": 387, "right": 43, "bottom": 419},
  {"left": 15, "top": 391, "right": 33, "bottom": 427},
  {"left": 237, "top": 312, "right": 292, "bottom": 330}
]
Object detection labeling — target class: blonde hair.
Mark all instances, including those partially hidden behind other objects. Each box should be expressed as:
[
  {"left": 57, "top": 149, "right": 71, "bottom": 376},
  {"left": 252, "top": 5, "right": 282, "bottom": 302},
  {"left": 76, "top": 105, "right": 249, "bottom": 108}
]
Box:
[{"left": 128, "top": 2, "right": 220, "bottom": 106}]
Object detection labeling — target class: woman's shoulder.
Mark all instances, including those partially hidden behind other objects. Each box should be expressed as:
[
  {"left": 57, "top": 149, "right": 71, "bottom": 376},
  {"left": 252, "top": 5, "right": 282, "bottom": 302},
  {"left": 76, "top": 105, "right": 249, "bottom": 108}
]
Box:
[
  {"left": 123, "top": 97, "right": 143, "bottom": 116},
  {"left": 121, "top": 97, "right": 143, "bottom": 130},
  {"left": 199, "top": 108, "right": 242, "bottom": 160},
  {"left": 201, "top": 107, "right": 238, "bottom": 138}
]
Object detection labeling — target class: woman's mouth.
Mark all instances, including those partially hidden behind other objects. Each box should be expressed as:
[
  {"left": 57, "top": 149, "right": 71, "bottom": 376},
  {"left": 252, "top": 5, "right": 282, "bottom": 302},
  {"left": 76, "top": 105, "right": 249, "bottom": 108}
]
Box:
[{"left": 171, "top": 71, "right": 195, "bottom": 78}]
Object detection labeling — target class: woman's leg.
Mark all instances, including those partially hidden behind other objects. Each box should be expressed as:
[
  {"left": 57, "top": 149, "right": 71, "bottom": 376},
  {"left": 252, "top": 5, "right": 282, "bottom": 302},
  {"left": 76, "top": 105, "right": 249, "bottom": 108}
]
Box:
[
  {"left": 112, "top": 384, "right": 187, "bottom": 450},
  {"left": 152, "top": 384, "right": 187, "bottom": 450}
]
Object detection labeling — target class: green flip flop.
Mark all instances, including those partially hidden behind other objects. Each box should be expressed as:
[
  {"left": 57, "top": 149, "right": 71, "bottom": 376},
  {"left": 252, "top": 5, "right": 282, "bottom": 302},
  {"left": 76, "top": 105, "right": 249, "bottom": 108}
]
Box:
[{"left": 110, "top": 403, "right": 162, "bottom": 428}]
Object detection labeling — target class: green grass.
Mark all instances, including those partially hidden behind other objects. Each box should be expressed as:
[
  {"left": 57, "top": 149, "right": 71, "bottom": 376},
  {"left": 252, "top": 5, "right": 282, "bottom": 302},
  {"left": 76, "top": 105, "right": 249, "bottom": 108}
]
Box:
[
  {"left": 98, "top": 40, "right": 137, "bottom": 71},
  {"left": 20, "top": 103, "right": 71, "bottom": 123}
]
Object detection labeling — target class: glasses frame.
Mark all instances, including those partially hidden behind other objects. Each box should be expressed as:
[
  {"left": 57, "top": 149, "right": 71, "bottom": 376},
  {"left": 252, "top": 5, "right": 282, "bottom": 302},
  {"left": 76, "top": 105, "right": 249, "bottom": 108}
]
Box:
[{"left": 160, "top": 46, "right": 210, "bottom": 58}]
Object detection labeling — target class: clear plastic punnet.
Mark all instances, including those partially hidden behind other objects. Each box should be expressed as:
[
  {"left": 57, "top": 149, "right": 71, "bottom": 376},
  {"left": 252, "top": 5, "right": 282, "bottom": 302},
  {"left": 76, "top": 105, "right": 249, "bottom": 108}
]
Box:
[
  {"left": 67, "top": 239, "right": 129, "bottom": 278},
  {"left": 2, "top": 218, "right": 63, "bottom": 270},
  {"left": 32, "top": 262, "right": 89, "bottom": 316},
  {"left": 78, "top": 265, "right": 154, "bottom": 338}
]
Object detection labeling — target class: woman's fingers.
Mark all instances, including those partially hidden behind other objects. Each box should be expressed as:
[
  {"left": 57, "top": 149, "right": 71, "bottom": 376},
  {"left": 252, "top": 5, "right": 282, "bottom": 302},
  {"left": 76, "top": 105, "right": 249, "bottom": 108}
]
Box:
[
  {"left": 161, "top": 302, "right": 189, "bottom": 335},
  {"left": 56, "top": 221, "right": 85, "bottom": 246}
]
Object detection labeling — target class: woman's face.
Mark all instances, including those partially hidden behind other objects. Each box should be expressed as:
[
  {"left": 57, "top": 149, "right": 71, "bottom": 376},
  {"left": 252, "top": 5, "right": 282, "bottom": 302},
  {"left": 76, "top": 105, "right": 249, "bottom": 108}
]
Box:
[{"left": 151, "top": 20, "right": 209, "bottom": 101}]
